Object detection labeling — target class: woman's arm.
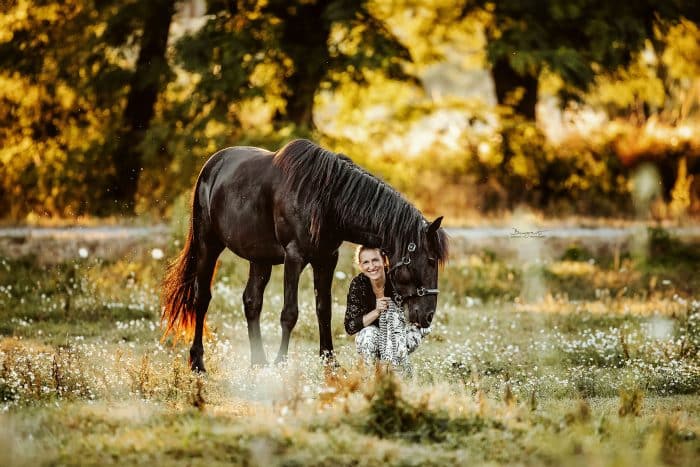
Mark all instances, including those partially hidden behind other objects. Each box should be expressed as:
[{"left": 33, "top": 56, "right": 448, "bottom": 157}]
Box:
[
  {"left": 362, "top": 307, "right": 382, "bottom": 327},
  {"left": 344, "top": 278, "right": 367, "bottom": 335},
  {"left": 345, "top": 277, "right": 384, "bottom": 335}
]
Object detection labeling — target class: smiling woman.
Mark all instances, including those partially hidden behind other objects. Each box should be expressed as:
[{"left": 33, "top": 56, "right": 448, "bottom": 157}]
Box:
[{"left": 344, "top": 246, "right": 431, "bottom": 371}]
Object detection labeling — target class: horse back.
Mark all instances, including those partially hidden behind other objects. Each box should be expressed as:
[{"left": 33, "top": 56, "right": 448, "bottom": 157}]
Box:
[{"left": 197, "top": 146, "right": 285, "bottom": 263}]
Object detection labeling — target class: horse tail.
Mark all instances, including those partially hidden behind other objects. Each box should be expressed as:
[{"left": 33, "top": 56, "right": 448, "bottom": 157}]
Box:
[{"left": 161, "top": 190, "right": 201, "bottom": 343}]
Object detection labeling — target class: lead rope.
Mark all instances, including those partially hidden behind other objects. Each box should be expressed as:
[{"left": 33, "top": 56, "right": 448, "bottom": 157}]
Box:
[
  {"left": 379, "top": 299, "right": 410, "bottom": 368},
  {"left": 378, "top": 304, "right": 388, "bottom": 363}
]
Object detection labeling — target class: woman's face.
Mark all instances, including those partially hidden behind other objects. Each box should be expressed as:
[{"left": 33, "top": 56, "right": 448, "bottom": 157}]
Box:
[{"left": 358, "top": 248, "right": 385, "bottom": 282}]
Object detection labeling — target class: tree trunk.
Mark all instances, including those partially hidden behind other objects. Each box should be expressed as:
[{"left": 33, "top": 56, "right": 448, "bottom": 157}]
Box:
[
  {"left": 283, "top": 63, "right": 326, "bottom": 128},
  {"left": 110, "top": 0, "right": 175, "bottom": 213},
  {"left": 491, "top": 58, "right": 541, "bottom": 208},
  {"left": 491, "top": 58, "right": 538, "bottom": 121},
  {"left": 272, "top": 2, "right": 331, "bottom": 129}
]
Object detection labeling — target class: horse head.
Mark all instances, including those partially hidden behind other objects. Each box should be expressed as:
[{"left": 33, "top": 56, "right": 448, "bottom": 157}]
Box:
[{"left": 387, "top": 217, "right": 447, "bottom": 328}]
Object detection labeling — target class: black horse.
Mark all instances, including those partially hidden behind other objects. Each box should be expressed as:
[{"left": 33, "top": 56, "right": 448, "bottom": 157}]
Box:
[{"left": 162, "top": 139, "right": 449, "bottom": 371}]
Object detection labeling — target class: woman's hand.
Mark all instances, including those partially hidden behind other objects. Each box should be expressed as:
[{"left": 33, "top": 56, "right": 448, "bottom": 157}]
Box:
[
  {"left": 376, "top": 297, "right": 391, "bottom": 313},
  {"left": 362, "top": 298, "right": 391, "bottom": 327}
]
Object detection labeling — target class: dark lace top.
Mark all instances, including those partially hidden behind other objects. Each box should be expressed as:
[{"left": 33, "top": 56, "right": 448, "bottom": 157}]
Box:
[{"left": 344, "top": 271, "right": 395, "bottom": 335}]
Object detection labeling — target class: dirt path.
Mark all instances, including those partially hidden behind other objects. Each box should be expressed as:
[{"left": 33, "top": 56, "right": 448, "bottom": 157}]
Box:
[
  {"left": 0, "top": 225, "right": 171, "bottom": 262},
  {"left": 1, "top": 224, "right": 699, "bottom": 261},
  {"left": 0, "top": 225, "right": 170, "bottom": 239},
  {"left": 2, "top": 224, "right": 700, "bottom": 240}
]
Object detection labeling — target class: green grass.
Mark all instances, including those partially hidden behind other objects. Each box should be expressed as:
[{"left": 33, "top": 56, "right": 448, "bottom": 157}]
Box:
[{"left": 1, "top": 233, "right": 699, "bottom": 466}]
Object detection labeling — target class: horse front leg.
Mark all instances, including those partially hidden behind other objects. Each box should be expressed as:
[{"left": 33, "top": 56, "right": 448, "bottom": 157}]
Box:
[
  {"left": 312, "top": 251, "right": 339, "bottom": 364},
  {"left": 275, "top": 251, "right": 306, "bottom": 364}
]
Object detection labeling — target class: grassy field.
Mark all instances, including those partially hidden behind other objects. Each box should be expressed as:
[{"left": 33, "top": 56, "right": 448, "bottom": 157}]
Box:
[{"left": 1, "top": 227, "right": 699, "bottom": 466}]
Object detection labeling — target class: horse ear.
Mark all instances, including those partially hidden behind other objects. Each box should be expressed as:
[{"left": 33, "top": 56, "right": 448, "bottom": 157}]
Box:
[{"left": 426, "top": 216, "right": 443, "bottom": 236}]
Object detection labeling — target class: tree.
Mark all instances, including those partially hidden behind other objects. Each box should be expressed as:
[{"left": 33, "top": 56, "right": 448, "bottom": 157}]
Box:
[
  {"left": 463, "top": 1, "right": 699, "bottom": 122},
  {"left": 176, "top": 0, "right": 412, "bottom": 130},
  {"left": 105, "top": 0, "right": 177, "bottom": 211},
  {"left": 0, "top": 0, "right": 178, "bottom": 216},
  {"left": 0, "top": 1, "right": 115, "bottom": 218}
]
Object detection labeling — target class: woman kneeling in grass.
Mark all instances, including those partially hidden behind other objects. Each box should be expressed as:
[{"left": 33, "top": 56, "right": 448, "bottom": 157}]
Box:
[{"left": 344, "top": 245, "right": 430, "bottom": 371}]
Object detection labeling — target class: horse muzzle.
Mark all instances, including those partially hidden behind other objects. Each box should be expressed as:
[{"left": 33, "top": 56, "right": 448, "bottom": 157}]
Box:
[{"left": 407, "top": 301, "right": 436, "bottom": 328}]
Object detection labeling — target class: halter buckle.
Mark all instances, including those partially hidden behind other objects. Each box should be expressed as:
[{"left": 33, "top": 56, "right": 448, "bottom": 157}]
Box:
[{"left": 416, "top": 287, "right": 439, "bottom": 297}]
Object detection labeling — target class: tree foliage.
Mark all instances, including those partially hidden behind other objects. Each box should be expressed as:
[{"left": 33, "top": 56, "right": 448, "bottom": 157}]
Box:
[
  {"left": 463, "top": 0, "right": 699, "bottom": 121},
  {"left": 0, "top": 0, "right": 698, "bottom": 220},
  {"left": 0, "top": 1, "right": 116, "bottom": 217},
  {"left": 174, "top": 0, "right": 412, "bottom": 130}
]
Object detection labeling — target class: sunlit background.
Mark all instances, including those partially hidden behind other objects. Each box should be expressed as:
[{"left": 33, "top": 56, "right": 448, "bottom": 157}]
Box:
[{"left": 1, "top": 0, "right": 699, "bottom": 223}]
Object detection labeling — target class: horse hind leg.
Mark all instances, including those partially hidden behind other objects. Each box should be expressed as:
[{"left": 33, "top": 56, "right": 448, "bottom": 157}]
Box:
[
  {"left": 189, "top": 235, "right": 224, "bottom": 373},
  {"left": 243, "top": 262, "right": 272, "bottom": 366}
]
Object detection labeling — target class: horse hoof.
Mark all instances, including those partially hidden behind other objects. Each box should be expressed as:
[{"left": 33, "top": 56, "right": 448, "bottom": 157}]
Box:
[
  {"left": 323, "top": 362, "right": 346, "bottom": 379},
  {"left": 274, "top": 355, "right": 287, "bottom": 366},
  {"left": 321, "top": 355, "right": 341, "bottom": 369},
  {"left": 189, "top": 358, "right": 206, "bottom": 373},
  {"left": 251, "top": 353, "right": 268, "bottom": 367}
]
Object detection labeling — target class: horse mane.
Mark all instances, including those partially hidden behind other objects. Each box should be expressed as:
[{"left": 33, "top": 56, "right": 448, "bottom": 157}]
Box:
[{"left": 272, "top": 139, "right": 448, "bottom": 265}]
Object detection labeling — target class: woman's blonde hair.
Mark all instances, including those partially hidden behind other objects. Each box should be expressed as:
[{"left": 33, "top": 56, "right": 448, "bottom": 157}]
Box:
[{"left": 354, "top": 245, "right": 389, "bottom": 267}]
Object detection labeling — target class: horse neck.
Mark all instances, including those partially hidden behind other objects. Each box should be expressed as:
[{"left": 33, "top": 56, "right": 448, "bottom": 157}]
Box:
[
  {"left": 334, "top": 205, "right": 421, "bottom": 253},
  {"left": 336, "top": 222, "right": 386, "bottom": 249}
]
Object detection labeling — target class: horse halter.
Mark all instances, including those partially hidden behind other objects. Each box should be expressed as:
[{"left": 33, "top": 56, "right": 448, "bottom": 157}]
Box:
[{"left": 387, "top": 242, "right": 440, "bottom": 306}]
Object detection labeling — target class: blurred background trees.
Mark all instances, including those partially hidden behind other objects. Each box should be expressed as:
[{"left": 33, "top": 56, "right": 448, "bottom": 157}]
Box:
[{"left": 1, "top": 0, "right": 699, "bottom": 222}]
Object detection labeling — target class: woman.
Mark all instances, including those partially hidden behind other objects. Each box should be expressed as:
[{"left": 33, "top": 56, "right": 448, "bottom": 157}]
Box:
[{"left": 344, "top": 245, "right": 431, "bottom": 370}]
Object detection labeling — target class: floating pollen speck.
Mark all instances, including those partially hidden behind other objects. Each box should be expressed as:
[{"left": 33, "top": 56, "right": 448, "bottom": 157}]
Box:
[
  {"left": 78, "top": 247, "right": 89, "bottom": 258},
  {"left": 151, "top": 248, "right": 164, "bottom": 260}
]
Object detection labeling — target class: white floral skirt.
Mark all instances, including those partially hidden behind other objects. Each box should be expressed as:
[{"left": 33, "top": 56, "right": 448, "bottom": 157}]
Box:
[{"left": 355, "top": 300, "right": 431, "bottom": 369}]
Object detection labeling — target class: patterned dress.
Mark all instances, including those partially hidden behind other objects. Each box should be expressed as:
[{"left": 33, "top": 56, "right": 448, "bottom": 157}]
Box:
[{"left": 345, "top": 273, "right": 430, "bottom": 370}]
